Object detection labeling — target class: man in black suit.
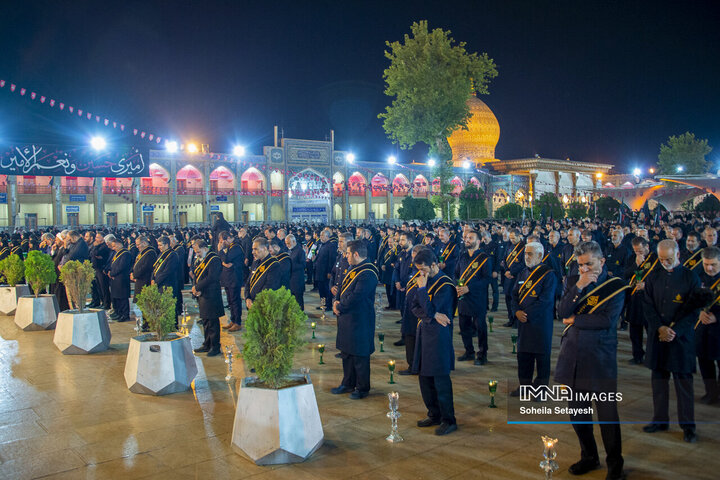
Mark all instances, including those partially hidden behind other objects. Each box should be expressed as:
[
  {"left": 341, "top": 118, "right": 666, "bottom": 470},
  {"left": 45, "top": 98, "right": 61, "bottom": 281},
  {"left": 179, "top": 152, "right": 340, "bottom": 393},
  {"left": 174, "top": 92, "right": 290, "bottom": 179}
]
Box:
[
  {"left": 218, "top": 231, "right": 244, "bottom": 332},
  {"left": 191, "top": 239, "right": 223, "bottom": 356},
  {"left": 285, "top": 234, "right": 306, "bottom": 311},
  {"left": 246, "top": 237, "right": 282, "bottom": 309},
  {"left": 152, "top": 236, "right": 180, "bottom": 314},
  {"left": 555, "top": 241, "right": 627, "bottom": 480},
  {"left": 314, "top": 229, "right": 337, "bottom": 311},
  {"left": 131, "top": 235, "right": 156, "bottom": 304},
  {"left": 90, "top": 232, "right": 111, "bottom": 310},
  {"left": 104, "top": 235, "right": 132, "bottom": 323}
]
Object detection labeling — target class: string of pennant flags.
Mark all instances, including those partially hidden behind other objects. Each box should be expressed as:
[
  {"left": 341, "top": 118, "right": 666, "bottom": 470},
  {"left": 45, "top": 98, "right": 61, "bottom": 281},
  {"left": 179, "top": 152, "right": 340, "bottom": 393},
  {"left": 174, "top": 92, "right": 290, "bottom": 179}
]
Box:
[{"left": 0, "top": 78, "right": 165, "bottom": 144}]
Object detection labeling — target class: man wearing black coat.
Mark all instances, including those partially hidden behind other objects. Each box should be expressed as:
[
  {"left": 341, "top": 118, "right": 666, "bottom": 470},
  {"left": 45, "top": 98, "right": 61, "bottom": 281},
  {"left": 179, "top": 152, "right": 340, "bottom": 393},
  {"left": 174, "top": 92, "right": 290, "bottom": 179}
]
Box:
[
  {"left": 643, "top": 239, "right": 701, "bottom": 443},
  {"left": 131, "top": 236, "right": 157, "bottom": 303},
  {"left": 696, "top": 246, "right": 720, "bottom": 405},
  {"left": 331, "top": 240, "right": 378, "bottom": 400},
  {"left": 64, "top": 230, "right": 89, "bottom": 263},
  {"left": 285, "top": 234, "right": 306, "bottom": 311},
  {"left": 218, "top": 231, "right": 244, "bottom": 332},
  {"left": 455, "top": 230, "right": 492, "bottom": 365},
  {"left": 314, "top": 229, "right": 337, "bottom": 311},
  {"left": 90, "top": 232, "right": 112, "bottom": 310},
  {"left": 105, "top": 235, "right": 132, "bottom": 323},
  {"left": 246, "top": 237, "right": 282, "bottom": 308},
  {"left": 170, "top": 234, "right": 186, "bottom": 317},
  {"left": 270, "top": 238, "right": 291, "bottom": 290},
  {"left": 152, "top": 236, "right": 180, "bottom": 320},
  {"left": 191, "top": 239, "right": 223, "bottom": 357},
  {"left": 555, "top": 241, "right": 627, "bottom": 480}
]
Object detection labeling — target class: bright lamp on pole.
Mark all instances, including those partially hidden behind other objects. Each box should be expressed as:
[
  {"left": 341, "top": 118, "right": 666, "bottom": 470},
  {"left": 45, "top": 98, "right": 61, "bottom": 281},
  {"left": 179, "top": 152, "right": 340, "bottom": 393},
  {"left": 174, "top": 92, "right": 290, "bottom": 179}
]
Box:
[
  {"left": 233, "top": 145, "right": 246, "bottom": 156},
  {"left": 463, "top": 160, "right": 471, "bottom": 169},
  {"left": 427, "top": 158, "right": 436, "bottom": 167},
  {"left": 165, "top": 140, "right": 179, "bottom": 153},
  {"left": 633, "top": 168, "right": 641, "bottom": 176},
  {"left": 186, "top": 143, "right": 199, "bottom": 154},
  {"left": 387, "top": 155, "right": 396, "bottom": 165},
  {"left": 346, "top": 153, "right": 355, "bottom": 164},
  {"left": 677, "top": 165, "right": 684, "bottom": 173}
]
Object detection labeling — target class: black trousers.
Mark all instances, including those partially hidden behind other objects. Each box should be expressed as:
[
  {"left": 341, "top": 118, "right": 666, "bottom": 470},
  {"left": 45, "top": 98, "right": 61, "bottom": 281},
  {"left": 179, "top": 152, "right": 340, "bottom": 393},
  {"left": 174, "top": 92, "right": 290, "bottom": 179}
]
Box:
[
  {"left": 112, "top": 296, "right": 130, "bottom": 322},
  {"left": 96, "top": 270, "right": 111, "bottom": 309},
  {"left": 291, "top": 285, "right": 305, "bottom": 311},
  {"left": 419, "top": 374, "right": 456, "bottom": 424},
  {"left": 504, "top": 293, "right": 516, "bottom": 325},
  {"left": 489, "top": 276, "right": 499, "bottom": 310},
  {"left": 385, "top": 282, "right": 396, "bottom": 309},
  {"left": 90, "top": 278, "right": 101, "bottom": 305},
  {"left": 318, "top": 277, "right": 332, "bottom": 310},
  {"left": 569, "top": 393, "right": 624, "bottom": 478},
  {"left": 651, "top": 369, "right": 695, "bottom": 430},
  {"left": 629, "top": 320, "right": 646, "bottom": 361},
  {"left": 404, "top": 334, "right": 416, "bottom": 367},
  {"left": 458, "top": 314, "right": 488, "bottom": 356},
  {"left": 225, "top": 284, "right": 242, "bottom": 325},
  {"left": 201, "top": 317, "right": 221, "bottom": 351},
  {"left": 341, "top": 354, "right": 370, "bottom": 393},
  {"left": 517, "top": 351, "right": 550, "bottom": 386},
  {"left": 698, "top": 357, "right": 720, "bottom": 398}
]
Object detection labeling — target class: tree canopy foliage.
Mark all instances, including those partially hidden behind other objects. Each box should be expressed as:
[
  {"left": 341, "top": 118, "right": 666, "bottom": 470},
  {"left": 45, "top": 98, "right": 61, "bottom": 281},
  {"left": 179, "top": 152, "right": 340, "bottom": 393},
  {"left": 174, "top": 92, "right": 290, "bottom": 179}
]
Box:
[
  {"left": 658, "top": 132, "right": 712, "bottom": 175},
  {"left": 535, "top": 192, "right": 564, "bottom": 220},
  {"left": 494, "top": 202, "right": 523, "bottom": 220},
  {"left": 397, "top": 196, "right": 437, "bottom": 222},
  {"left": 595, "top": 196, "right": 622, "bottom": 220},
  {"left": 458, "top": 184, "right": 488, "bottom": 220}
]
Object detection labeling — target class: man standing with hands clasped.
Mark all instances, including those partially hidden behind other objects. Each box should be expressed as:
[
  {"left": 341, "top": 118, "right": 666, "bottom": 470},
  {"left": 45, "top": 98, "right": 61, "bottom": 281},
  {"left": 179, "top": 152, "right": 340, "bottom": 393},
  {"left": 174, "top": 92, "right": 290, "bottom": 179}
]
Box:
[{"left": 555, "top": 241, "right": 628, "bottom": 480}]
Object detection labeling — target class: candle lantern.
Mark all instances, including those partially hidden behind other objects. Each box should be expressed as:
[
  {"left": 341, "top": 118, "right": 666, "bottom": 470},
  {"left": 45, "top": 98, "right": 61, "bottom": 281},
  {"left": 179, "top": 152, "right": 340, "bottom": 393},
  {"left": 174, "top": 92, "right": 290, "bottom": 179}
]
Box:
[
  {"left": 488, "top": 379, "right": 498, "bottom": 408},
  {"left": 386, "top": 392, "right": 403, "bottom": 443},
  {"left": 311, "top": 322, "right": 316, "bottom": 339},
  {"left": 388, "top": 360, "right": 396, "bottom": 384},
  {"left": 379, "top": 332, "right": 385, "bottom": 352},
  {"left": 539, "top": 436, "right": 559, "bottom": 479},
  {"left": 511, "top": 333, "right": 518, "bottom": 354},
  {"left": 488, "top": 315, "right": 494, "bottom": 333},
  {"left": 317, "top": 344, "right": 325, "bottom": 365}
]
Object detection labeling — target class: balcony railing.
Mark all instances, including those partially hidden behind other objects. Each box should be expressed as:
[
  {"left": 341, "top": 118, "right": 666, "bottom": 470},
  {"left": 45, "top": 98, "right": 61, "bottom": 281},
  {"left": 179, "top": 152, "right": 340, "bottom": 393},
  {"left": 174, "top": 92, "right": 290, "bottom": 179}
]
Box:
[
  {"left": 103, "top": 186, "right": 133, "bottom": 194},
  {"left": 17, "top": 185, "right": 52, "bottom": 194},
  {"left": 240, "top": 188, "right": 264, "bottom": 196},
  {"left": 61, "top": 185, "right": 94, "bottom": 194},
  {"left": 141, "top": 186, "right": 170, "bottom": 195},
  {"left": 176, "top": 188, "right": 204, "bottom": 195},
  {"left": 211, "top": 188, "right": 235, "bottom": 196}
]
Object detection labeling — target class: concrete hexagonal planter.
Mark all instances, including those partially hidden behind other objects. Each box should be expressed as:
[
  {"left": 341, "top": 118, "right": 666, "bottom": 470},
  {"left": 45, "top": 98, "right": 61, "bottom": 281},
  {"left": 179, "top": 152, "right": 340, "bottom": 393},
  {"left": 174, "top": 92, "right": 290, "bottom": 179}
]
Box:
[
  {"left": 0, "top": 285, "right": 32, "bottom": 316},
  {"left": 231, "top": 375, "right": 323, "bottom": 465},
  {"left": 14, "top": 295, "right": 60, "bottom": 331},
  {"left": 53, "top": 309, "right": 111, "bottom": 354},
  {"left": 124, "top": 333, "right": 198, "bottom": 395}
]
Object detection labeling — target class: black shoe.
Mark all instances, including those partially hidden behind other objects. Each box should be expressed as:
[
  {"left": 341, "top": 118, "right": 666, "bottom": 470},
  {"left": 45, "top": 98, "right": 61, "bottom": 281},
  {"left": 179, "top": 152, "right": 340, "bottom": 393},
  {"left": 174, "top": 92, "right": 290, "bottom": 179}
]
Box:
[
  {"left": 315, "top": 306, "right": 324, "bottom": 310},
  {"left": 384, "top": 306, "right": 393, "bottom": 310},
  {"left": 490, "top": 307, "right": 498, "bottom": 312},
  {"left": 393, "top": 339, "right": 405, "bottom": 346},
  {"left": 457, "top": 352, "right": 475, "bottom": 361},
  {"left": 628, "top": 357, "right": 643, "bottom": 365},
  {"left": 502, "top": 321, "right": 514, "bottom": 327},
  {"left": 417, "top": 417, "right": 441, "bottom": 427},
  {"left": 349, "top": 390, "right": 368, "bottom": 400},
  {"left": 618, "top": 324, "right": 627, "bottom": 331},
  {"left": 700, "top": 393, "right": 719, "bottom": 405},
  {"left": 398, "top": 369, "right": 413, "bottom": 376},
  {"left": 683, "top": 429, "right": 698, "bottom": 443},
  {"left": 116, "top": 318, "right": 130, "bottom": 323},
  {"left": 207, "top": 349, "right": 221, "bottom": 357},
  {"left": 395, "top": 320, "right": 402, "bottom": 324},
  {"left": 334, "top": 352, "right": 342, "bottom": 358},
  {"left": 643, "top": 423, "right": 669, "bottom": 433},
  {"left": 568, "top": 458, "right": 600, "bottom": 475},
  {"left": 435, "top": 422, "right": 457, "bottom": 436},
  {"left": 606, "top": 472, "right": 627, "bottom": 480},
  {"left": 510, "top": 388, "right": 520, "bottom": 397},
  {"left": 331, "top": 385, "right": 353, "bottom": 394},
  {"left": 193, "top": 346, "right": 211, "bottom": 354},
  {"left": 474, "top": 354, "right": 487, "bottom": 365}
]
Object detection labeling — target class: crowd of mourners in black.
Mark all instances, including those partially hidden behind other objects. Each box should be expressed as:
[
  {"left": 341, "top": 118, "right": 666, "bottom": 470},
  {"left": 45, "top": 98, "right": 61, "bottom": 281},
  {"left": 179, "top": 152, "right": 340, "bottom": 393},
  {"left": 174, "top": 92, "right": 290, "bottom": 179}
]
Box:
[{"left": 3, "top": 210, "right": 720, "bottom": 479}]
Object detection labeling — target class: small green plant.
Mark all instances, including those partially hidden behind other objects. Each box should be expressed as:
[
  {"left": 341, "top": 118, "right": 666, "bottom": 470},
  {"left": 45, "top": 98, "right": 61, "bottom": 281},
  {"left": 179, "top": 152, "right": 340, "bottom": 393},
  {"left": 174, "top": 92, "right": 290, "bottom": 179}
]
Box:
[
  {"left": 59, "top": 260, "right": 95, "bottom": 313},
  {"left": 0, "top": 254, "right": 25, "bottom": 287},
  {"left": 136, "top": 284, "right": 176, "bottom": 341},
  {"left": 243, "top": 287, "right": 306, "bottom": 388},
  {"left": 24, "top": 251, "right": 57, "bottom": 297}
]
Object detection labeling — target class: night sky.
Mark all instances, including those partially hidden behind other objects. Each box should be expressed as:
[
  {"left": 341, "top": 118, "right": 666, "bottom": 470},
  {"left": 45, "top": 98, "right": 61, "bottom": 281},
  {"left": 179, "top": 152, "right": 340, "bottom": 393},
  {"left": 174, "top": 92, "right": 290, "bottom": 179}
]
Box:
[{"left": 1, "top": 0, "right": 718, "bottom": 172}]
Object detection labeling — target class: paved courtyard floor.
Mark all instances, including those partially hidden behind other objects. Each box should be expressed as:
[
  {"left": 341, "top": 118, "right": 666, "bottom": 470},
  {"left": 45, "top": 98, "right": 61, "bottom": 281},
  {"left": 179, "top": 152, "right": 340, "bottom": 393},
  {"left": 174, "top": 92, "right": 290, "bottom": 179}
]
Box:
[{"left": 1, "top": 287, "right": 718, "bottom": 479}]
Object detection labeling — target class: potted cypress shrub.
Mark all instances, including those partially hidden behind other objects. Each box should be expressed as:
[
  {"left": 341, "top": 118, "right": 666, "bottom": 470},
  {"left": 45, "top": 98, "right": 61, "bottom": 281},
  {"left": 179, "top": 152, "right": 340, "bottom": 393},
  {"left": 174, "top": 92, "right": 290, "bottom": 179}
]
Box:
[
  {"left": 15, "top": 251, "right": 60, "bottom": 331},
  {"left": 124, "top": 284, "right": 197, "bottom": 395},
  {"left": 231, "top": 287, "right": 323, "bottom": 465},
  {"left": 0, "top": 254, "right": 30, "bottom": 315},
  {"left": 53, "top": 260, "right": 111, "bottom": 354}
]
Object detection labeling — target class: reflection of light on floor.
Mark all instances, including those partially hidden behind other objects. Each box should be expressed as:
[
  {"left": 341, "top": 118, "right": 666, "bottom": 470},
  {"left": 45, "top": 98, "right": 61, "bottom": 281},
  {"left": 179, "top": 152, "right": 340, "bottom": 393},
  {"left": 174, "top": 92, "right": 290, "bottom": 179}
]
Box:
[{"left": 122, "top": 434, "right": 139, "bottom": 466}]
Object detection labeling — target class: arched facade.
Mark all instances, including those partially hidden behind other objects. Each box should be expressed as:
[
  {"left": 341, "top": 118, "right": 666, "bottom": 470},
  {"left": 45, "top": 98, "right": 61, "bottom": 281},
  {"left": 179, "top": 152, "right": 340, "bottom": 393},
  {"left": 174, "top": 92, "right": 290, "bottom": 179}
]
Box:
[
  {"left": 176, "top": 164, "right": 202, "bottom": 195},
  {"left": 413, "top": 175, "right": 429, "bottom": 197},
  {"left": 392, "top": 174, "right": 410, "bottom": 197},
  {"left": 371, "top": 173, "right": 389, "bottom": 197},
  {"left": 210, "top": 166, "right": 235, "bottom": 194}
]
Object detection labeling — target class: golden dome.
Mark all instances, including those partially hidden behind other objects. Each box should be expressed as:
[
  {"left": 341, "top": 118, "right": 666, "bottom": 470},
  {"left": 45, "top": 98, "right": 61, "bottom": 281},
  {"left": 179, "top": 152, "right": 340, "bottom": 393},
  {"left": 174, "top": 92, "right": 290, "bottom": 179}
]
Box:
[{"left": 447, "top": 96, "right": 500, "bottom": 166}]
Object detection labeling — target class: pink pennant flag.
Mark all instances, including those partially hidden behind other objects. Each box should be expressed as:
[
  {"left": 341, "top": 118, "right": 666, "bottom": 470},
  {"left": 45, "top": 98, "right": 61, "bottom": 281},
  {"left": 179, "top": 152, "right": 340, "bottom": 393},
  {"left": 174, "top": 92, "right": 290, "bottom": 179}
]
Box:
[
  {"left": 0, "top": 80, "right": 5, "bottom": 87},
  {"left": 140, "top": 132, "right": 146, "bottom": 138},
  {"left": 31, "top": 92, "right": 36, "bottom": 99},
  {"left": 40, "top": 96, "right": 46, "bottom": 103},
  {"left": 59, "top": 103, "right": 64, "bottom": 110},
  {"left": 49, "top": 99, "right": 55, "bottom": 107},
  {"left": 95, "top": 115, "right": 100, "bottom": 122},
  {"left": 10, "top": 84, "right": 16, "bottom": 92},
  {"left": 120, "top": 124, "right": 125, "bottom": 131},
  {"left": 104, "top": 119, "right": 109, "bottom": 126},
  {"left": 148, "top": 134, "right": 154, "bottom": 141},
  {"left": 78, "top": 109, "right": 83, "bottom": 116},
  {"left": 112, "top": 122, "right": 117, "bottom": 128},
  {"left": 133, "top": 129, "right": 138, "bottom": 135},
  {"left": 20, "top": 88, "right": 26, "bottom": 95},
  {"left": 156, "top": 137, "right": 161, "bottom": 143},
  {"left": 87, "top": 112, "right": 92, "bottom": 119}
]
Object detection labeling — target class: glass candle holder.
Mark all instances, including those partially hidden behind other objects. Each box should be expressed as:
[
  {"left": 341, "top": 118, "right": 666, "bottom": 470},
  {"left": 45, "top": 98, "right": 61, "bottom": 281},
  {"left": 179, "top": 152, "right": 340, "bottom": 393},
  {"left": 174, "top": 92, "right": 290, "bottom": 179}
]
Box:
[
  {"left": 488, "top": 379, "right": 498, "bottom": 408},
  {"left": 488, "top": 315, "right": 494, "bottom": 333},
  {"left": 379, "top": 332, "right": 385, "bottom": 352},
  {"left": 388, "top": 360, "right": 396, "bottom": 384},
  {"left": 318, "top": 344, "right": 325, "bottom": 365},
  {"left": 386, "top": 392, "right": 403, "bottom": 442},
  {"left": 540, "top": 436, "right": 559, "bottom": 479},
  {"left": 457, "top": 279, "right": 465, "bottom": 300},
  {"left": 311, "top": 322, "right": 316, "bottom": 339},
  {"left": 511, "top": 333, "right": 518, "bottom": 354}
]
